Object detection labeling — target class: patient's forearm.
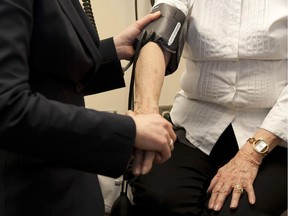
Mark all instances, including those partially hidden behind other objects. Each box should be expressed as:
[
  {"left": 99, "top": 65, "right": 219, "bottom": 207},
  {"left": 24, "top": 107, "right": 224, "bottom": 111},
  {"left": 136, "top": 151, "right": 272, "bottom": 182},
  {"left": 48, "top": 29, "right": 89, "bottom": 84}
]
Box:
[{"left": 134, "top": 42, "right": 170, "bottom": 114}]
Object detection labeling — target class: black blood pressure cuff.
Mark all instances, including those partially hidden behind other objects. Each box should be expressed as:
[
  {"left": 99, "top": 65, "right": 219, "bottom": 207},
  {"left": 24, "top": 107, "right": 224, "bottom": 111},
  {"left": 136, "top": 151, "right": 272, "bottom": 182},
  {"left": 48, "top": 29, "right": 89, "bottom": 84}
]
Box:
[{"left": 135, "top": 3, "right": 188, "bottom": 75}]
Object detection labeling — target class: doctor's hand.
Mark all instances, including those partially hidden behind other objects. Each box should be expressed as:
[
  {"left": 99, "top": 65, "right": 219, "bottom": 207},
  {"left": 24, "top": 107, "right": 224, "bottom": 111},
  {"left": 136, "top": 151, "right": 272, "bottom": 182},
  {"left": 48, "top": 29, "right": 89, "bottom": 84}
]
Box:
[
  {"left": 127, "top": 110, "right": 176, "bottom": 175},
  {"left": 113, "top": 11, "right": 161, "bottom": 60}
]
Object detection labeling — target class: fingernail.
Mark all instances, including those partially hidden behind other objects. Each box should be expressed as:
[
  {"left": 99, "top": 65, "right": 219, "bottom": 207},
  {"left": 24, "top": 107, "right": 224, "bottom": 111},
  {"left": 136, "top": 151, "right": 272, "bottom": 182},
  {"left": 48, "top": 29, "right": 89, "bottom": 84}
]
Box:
[
  {"left": 214, "top": 205, "right": 219, "bottom": 211},
  {"left": 141, "top": 169, "right": 147, "bottom": 175},
  {"left": 141, "top": 166, "right": 149, "bottom": 175},
  {"left": 209, "top": 203, "right": 214, "bottom": 209},
  {"left": 133, "top": 168, "right": 140, "bottom": 176}
]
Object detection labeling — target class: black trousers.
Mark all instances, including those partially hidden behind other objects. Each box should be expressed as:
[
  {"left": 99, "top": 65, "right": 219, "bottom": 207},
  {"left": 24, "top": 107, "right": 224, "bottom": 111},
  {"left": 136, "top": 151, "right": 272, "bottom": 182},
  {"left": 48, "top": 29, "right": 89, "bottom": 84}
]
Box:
[{"left": 131, "top": 125, "right": 287, "bottom": 216}]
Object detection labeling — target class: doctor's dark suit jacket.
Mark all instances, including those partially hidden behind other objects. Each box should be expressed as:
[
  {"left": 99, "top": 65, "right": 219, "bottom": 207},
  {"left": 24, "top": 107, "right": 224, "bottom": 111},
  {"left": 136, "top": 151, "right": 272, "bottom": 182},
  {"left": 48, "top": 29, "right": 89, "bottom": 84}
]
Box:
[{"left": 0, "top": 0, "right": 136, "bottom": 215}]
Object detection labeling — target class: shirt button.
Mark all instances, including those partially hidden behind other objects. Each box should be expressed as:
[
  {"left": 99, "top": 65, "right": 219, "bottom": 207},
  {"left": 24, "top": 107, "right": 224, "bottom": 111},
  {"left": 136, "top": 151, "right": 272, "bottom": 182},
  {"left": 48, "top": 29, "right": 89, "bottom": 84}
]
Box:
[{"left": 76, "top": 83, "right": 84, "bottom": 92}]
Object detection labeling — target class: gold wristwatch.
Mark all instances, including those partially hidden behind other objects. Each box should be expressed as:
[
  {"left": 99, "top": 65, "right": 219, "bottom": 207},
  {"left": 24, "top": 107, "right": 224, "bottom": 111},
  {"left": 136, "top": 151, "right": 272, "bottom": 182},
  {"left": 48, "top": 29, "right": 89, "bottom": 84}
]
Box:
[{"left": 247, "top": 137, "right": 269, "bottom": 156}]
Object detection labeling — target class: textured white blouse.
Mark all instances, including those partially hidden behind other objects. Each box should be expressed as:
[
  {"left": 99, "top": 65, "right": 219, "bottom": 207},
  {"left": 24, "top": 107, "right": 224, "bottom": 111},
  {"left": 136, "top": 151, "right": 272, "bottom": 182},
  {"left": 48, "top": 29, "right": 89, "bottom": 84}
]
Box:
[{"left": 154, "top": 0, "right": 287, "bottom": 154}]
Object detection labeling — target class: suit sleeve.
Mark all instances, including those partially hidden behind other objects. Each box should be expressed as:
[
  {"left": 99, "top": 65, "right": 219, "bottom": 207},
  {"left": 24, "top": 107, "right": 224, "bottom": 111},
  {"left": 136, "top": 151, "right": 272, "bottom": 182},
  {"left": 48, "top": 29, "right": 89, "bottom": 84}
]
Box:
[
  {"left": 84, "top": 38, "right": 126, "bottom": 95},
  {"left": 0, "top": 0, "right": 134, "bottom": 178}
]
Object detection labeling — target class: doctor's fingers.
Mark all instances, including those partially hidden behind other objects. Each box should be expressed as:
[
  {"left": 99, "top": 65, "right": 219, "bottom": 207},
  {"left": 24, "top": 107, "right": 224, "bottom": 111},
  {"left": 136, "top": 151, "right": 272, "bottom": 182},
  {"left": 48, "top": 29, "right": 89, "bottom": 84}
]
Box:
[
  {"left": 134, "top": 11, "right": 161, "bottom": 32},
  {"left": 132, "top": 150, "right": 157, "bottom": 175},
  {"left": 132, "top": 114, "right": 174, "bottom": 147},
  {"left": 140, "top": 151, "right": 156, "bottom": 175},
  {"left": 132, "top": 149, "right": 144, "bottom": 176}
]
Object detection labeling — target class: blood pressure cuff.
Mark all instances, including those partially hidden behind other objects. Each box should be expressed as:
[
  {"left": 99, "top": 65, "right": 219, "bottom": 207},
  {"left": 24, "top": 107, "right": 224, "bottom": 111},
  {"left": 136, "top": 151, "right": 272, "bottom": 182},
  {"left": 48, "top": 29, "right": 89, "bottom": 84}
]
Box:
[{"left": 135, "top": 3, "right": 189, "bottom": 75}]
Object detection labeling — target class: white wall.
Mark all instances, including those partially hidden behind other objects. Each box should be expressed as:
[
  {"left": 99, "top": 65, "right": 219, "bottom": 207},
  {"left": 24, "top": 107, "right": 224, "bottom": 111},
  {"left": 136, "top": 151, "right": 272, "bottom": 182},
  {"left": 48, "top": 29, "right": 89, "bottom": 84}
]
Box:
[{"left": 84, "top": 0, "right": 184, "bottom": 114}]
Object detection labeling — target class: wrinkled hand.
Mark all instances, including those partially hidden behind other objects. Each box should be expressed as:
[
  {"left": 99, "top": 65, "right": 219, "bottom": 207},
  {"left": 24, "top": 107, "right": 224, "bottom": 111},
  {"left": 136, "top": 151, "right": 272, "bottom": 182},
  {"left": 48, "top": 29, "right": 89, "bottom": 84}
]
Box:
[
  {"left": 127, "top": 110, "right": 176, "bottom": 175},
  {"left": 207, "top": 148, "right": 261, "bottom": 211},
  {"left": 113, "top": 11, "right": 161, "bottom": 60}
]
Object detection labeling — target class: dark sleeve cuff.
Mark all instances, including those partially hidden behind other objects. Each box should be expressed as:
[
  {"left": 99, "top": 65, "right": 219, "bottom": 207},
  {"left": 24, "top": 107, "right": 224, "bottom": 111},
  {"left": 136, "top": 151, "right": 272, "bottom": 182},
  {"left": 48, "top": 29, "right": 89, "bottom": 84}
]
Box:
[
  {"left": 84, "top": 38, "right": 126, "bottom": 95},
  {"left": 99, "top": 37, "right": 119, "bottom": 63}
]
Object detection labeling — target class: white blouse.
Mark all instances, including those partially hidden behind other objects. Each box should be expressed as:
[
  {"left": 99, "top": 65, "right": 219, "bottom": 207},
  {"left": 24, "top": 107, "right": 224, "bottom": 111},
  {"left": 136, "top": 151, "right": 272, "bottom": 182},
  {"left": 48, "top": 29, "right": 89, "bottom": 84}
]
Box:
[{"left": 154, "top": 0, "right": 287, "bottom": 154}]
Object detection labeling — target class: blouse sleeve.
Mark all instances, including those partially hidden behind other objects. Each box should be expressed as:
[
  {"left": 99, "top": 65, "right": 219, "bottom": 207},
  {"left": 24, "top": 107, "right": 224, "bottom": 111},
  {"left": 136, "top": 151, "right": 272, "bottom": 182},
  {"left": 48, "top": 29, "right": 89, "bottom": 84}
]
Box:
[
  {"left": 154, "top": 0, "right": 193, "bottom": 15},
  {"left": 261, "top": 84, "right": 288, "bottom": 143}
]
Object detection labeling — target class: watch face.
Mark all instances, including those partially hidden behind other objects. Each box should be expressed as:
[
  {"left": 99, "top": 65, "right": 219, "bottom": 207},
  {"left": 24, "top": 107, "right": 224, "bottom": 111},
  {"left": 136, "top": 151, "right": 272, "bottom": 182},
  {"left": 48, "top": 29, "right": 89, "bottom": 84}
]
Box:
[{"left": 255, "top": 140, "right": 268, "bottom": 153}]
